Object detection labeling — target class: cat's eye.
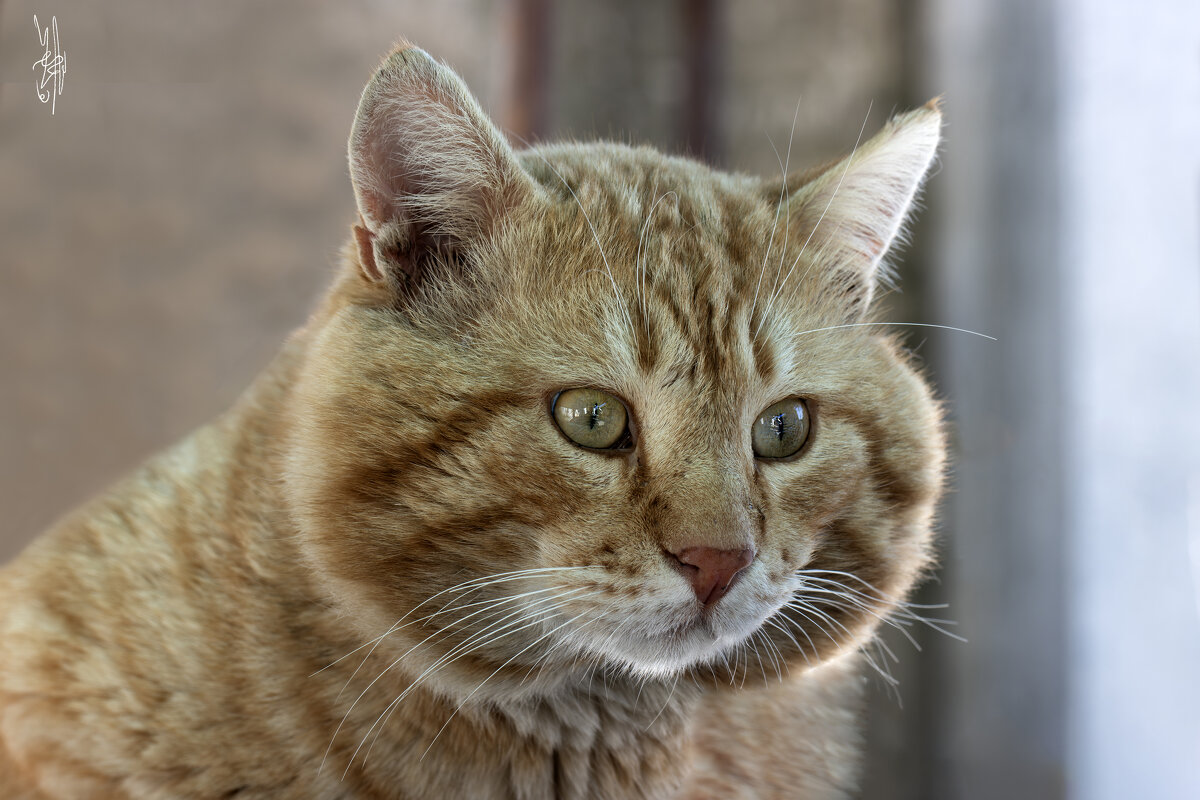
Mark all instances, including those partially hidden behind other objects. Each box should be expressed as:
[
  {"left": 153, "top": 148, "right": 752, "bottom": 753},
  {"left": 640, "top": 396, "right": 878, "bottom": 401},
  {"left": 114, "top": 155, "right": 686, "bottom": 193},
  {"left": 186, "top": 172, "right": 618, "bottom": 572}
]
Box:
[
  {"left": 752, "top": 398, "right": 811, "bottom": 459},
  {"left": 552, "top": 388, "right": 631, "bottom": 450}
]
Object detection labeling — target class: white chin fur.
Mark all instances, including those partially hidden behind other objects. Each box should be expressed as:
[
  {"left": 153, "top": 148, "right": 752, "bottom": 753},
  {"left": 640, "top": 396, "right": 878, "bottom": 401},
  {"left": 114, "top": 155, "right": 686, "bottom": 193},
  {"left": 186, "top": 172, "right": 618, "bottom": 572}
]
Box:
[{"left": 570, "top": 592, "right": 781, "bottom": 679}]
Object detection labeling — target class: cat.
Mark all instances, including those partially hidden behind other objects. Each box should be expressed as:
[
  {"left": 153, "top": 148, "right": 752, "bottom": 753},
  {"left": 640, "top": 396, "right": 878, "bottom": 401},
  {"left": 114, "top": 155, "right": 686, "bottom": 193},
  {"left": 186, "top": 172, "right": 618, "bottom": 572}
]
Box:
[{"left": 0, "top": 41, "right": 945, "bottom": 799}]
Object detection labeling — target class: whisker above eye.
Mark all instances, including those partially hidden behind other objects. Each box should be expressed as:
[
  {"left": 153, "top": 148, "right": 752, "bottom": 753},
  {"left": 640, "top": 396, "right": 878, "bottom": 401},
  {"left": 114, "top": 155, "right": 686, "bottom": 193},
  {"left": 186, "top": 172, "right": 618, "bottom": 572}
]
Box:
[
  {"left": 751, "top": 99, "right": 800, "bottom": 329},
  {"left": 636, "top": 190, "right": 679, "bottom": 339},
  {"left": 757, "top": 100, "right": 874, "bottom": 336},
  {"left": 4, "top": 35, "right": 958, "bottom": 796}
]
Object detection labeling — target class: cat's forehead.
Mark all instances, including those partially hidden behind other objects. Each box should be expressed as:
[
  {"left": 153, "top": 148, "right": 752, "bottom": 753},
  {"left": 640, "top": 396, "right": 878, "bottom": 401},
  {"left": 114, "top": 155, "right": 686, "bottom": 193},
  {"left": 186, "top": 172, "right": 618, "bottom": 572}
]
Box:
[
  {"left": 513, "top": 142, "right": 846, "bottom": 341},
  {"left": 520, "top": 143, "right": 769, "bottom": 246},
  {"left": 438, "top": 145, "right": 853, "bottom": 426}
]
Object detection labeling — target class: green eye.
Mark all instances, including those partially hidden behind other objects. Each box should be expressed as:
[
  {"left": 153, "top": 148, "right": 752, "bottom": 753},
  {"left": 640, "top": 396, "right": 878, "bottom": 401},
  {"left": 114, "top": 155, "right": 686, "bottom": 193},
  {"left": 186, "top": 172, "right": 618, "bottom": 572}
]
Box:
[
  {"left": 752, "top": 398, "right": 811, "bottom": 459},
  {"left": 552, "top": 388, "right": 631, "bottom": 450}
]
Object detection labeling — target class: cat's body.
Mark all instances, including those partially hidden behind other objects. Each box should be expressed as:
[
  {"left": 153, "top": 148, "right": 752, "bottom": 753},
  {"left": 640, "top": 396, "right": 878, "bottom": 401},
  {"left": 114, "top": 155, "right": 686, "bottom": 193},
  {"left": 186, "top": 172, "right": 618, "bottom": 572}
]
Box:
[{"left": 0, "top": 44, "right": 944, "bottom": 799}]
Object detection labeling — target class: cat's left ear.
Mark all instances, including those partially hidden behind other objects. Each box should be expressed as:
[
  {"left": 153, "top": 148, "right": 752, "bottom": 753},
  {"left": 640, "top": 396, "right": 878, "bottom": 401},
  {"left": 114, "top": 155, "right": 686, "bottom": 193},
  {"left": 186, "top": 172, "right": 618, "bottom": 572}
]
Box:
[
  {"left": 348, "top": 42, "right": 536, "bottom": 296},
  {"left": 769, "top": 100, "right": 942, "bottom": 318}
]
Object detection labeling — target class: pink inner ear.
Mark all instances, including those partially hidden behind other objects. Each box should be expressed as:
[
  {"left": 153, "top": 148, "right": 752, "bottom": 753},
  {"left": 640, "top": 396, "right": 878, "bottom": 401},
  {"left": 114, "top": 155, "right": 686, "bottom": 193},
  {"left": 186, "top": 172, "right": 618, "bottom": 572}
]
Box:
[
  {"left": 353, "top": 221, "right": 383, "bottom": 282},
  {"left": 352, "top": 114, "right": 413, "bottom": 232},
  {"left": 346, "top": 46, "right": 539, "bottom": 295}
]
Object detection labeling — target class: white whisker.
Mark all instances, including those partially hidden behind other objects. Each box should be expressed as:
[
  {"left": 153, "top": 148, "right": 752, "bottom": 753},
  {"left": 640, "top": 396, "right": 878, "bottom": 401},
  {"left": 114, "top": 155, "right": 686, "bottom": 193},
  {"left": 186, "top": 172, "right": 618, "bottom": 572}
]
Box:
[
  {"left": 323, "top": 575, "right": 597, "bottom": 777},
  {"left": 353, "top": 589, "right": 604, "bottom": 775},
  {"left": 747, "top": 630, "right": 772, "bottom": 687},
  {"left": 764, "top": 615, "right": 811, "bottom": 667},
  {"left": 643, "top": 671, "right": 680, "bottom": 732},
  {"left": 788, "top": 321, "right": 996, "bottom": 341},
  {"left": 760, "top": 628, "right": 787, "bottom": 681},
  {"left": 794, "top": 571, "right": 966, "bottom": 642},
  {"left": 417, "top": 601, "right": 603, "bottom": 761},
  {"left": 310, "top": 566, "right": 594, "bottom": 677},
  {"left": 786, "top": 602, "right": 898, "bottom": 687},
  {"left": 328, "top": 590, "right": 564, "bottom": 776}
]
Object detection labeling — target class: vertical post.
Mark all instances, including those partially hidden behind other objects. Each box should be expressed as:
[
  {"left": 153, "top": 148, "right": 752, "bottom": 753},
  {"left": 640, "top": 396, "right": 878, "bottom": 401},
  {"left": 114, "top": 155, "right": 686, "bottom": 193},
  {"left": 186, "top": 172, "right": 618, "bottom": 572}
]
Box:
[
  {"left": 917, "top": 0, "right": 1200, "bottom": 797},
  {"left": 680, "top": 0, "right": 721, "bottom": 165},
  {"left": 504, "top": 0, "right": 552, "bottom": 143},
  {"left": 922, "top": 0, "right": 1067, "bottom": 796}
]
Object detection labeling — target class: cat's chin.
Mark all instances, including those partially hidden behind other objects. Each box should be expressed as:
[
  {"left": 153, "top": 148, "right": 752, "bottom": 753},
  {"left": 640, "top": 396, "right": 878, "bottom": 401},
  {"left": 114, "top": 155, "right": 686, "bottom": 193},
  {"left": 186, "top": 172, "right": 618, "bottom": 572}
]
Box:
[{"left": 578, "top": 599, "right": 778, "bottom": 680}]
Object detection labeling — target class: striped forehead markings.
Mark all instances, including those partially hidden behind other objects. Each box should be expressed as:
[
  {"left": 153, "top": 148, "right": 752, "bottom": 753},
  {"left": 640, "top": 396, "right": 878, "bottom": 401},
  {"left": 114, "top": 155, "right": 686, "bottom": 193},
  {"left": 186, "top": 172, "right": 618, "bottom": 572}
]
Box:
[{"left": 558, "top": 167, "right": 779, "bottom": 387}]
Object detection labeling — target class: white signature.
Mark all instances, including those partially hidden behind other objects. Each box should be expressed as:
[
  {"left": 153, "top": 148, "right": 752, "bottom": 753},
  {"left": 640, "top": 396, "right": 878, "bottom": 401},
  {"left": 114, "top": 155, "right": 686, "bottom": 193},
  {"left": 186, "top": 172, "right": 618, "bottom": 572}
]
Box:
[{"left": 33, "top": 14, "right": 66, "bottom": 115}]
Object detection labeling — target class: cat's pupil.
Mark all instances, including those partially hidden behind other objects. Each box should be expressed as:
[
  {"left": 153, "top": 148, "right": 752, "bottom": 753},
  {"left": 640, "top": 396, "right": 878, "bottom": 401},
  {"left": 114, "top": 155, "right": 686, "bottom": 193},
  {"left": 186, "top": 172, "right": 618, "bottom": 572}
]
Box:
[{"left": 771, "top": 413, "right": 788, "bottom": 440}]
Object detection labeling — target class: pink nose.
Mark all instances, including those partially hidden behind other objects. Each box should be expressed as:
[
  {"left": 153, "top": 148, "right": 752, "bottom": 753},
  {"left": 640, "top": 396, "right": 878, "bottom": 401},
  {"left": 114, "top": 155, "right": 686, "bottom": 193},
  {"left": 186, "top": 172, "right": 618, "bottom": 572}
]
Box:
[{"left": 666, "top": 545, "right": 755, "bottom": 608}]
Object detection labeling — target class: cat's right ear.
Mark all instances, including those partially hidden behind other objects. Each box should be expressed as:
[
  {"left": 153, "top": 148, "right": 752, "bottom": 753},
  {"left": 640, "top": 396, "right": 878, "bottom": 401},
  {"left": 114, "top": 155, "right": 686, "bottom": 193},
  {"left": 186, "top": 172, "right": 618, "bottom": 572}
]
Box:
[
  {"left": 348, "top": 43, "right": 535, "bottom": 296},
  {"left": 764, "top": 101, "right": 942, "bottom": 320}
]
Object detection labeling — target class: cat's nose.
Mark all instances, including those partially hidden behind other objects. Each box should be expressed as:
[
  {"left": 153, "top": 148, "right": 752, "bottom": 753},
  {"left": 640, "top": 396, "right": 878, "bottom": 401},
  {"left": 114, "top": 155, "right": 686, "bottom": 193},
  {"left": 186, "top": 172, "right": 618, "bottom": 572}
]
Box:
[{"left": 666, "top": 545, "right": 755, "bottom": 608}]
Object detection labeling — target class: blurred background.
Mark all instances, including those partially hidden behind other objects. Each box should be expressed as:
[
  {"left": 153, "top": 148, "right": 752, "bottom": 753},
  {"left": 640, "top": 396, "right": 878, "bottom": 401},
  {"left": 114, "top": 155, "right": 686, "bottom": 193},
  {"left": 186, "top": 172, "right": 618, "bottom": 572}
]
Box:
[{"left": 2, "top": 1, "right": 1197, "bottom": 797}]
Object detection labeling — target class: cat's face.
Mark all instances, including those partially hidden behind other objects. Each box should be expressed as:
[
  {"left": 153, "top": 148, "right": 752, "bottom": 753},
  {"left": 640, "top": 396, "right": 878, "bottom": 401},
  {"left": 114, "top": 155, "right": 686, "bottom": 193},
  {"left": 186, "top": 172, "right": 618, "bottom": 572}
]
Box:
[{"left": 285, "top": 46, "right": 944, "bottom": 692}]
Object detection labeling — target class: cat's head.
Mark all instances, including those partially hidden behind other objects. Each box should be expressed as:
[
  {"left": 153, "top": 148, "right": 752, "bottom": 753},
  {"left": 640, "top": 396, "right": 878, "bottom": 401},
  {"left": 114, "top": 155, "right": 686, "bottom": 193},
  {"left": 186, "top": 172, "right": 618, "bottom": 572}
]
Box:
[{"left": 285, "top": 44, "right": 945, "bottom": 692}]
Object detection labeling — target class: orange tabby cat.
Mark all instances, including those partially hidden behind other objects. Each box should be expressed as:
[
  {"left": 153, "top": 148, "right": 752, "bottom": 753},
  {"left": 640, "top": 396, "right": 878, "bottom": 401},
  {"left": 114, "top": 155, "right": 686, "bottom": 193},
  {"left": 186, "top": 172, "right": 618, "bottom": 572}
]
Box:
[{"left": 0, "top": 42, "right": 945, "bottom": 799}]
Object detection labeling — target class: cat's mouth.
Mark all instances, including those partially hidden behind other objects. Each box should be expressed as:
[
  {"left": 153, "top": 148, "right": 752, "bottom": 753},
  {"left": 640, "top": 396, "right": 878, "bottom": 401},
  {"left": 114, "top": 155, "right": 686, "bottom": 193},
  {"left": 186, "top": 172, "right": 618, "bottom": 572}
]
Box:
[{"left": 569, "top": 584, "right": 779, "bottom": 677}]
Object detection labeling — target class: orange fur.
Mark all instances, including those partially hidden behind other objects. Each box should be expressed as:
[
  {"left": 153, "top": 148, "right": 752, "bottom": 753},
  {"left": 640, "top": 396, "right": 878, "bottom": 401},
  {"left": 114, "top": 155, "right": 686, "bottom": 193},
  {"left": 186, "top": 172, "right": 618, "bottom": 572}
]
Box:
[{"left": 0, "top": 42, "right": 945, "bottom": 799}]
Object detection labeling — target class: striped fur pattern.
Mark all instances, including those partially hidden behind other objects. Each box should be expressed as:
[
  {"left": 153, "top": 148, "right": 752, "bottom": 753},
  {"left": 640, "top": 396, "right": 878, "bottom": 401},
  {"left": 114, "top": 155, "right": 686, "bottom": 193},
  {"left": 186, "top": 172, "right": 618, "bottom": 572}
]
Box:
[{"left": 0, "top": 43, "right": 945, "bottom": 799}]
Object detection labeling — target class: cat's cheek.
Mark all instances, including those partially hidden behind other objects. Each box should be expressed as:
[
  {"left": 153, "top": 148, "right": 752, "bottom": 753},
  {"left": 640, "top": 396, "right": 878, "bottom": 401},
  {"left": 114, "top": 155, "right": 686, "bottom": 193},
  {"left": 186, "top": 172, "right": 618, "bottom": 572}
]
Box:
[
  {"left": 760, "top": 539, "right": 820, "bottom": 583},
  {"left": 753, "top": 422, "right": 871, "bottom": 553}
]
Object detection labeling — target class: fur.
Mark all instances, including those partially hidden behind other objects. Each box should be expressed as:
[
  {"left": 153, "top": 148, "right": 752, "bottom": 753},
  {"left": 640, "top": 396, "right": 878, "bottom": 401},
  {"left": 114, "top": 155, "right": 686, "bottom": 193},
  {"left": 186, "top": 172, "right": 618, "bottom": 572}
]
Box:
[{"left": 0, "top": 43, "right": 945, "bottom": 799}]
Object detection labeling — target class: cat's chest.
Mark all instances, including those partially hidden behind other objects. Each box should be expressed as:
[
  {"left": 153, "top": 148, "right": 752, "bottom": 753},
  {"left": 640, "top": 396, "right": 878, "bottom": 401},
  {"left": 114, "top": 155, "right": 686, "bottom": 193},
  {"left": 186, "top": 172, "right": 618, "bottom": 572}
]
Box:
[{"left": 327, "top": 676, "right": 699, "bottom": 800}]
